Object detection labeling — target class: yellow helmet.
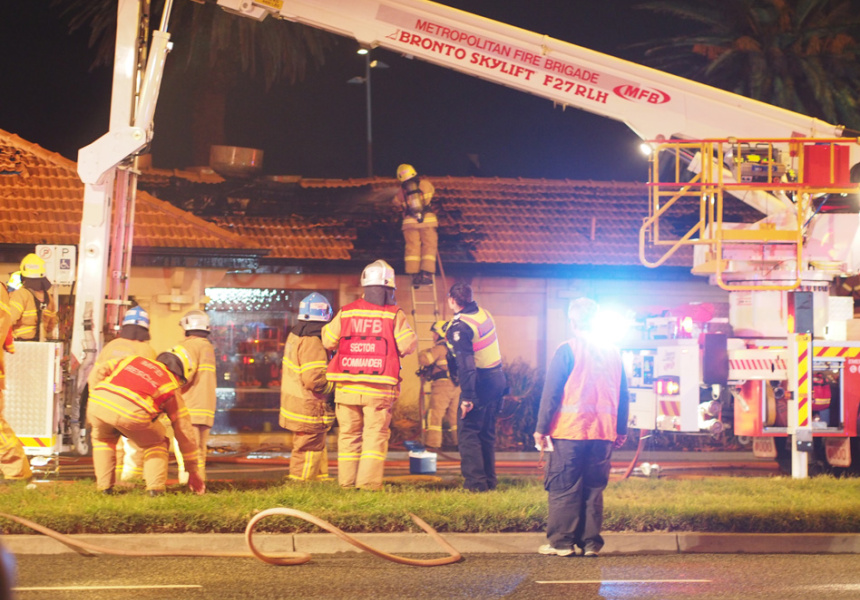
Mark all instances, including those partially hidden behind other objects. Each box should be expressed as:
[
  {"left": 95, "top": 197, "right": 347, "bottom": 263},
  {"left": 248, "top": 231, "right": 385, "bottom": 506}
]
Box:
[
  {"left": 20, "top": 253, "right": 45, "bottom": 278},
  {"left": 158, "top": 346, "right": 195, "bottom": 384},
  {"left": 430, "top": 320, "right": 448, "bottom": 337},
  {"left": 396, "top": 163, "right": 417, "bottom": 182}
]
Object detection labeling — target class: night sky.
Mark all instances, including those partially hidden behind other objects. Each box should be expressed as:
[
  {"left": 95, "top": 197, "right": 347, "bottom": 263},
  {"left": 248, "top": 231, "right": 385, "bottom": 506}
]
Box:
[{"left": 1, "top": 1, "right": 685, "bottom": 181}]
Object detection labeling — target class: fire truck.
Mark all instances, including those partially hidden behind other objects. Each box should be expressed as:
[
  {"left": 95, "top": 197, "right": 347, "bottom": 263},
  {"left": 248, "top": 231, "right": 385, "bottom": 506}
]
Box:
[{"left": 34, "top": 0, "right": 860, "bottom": 478}]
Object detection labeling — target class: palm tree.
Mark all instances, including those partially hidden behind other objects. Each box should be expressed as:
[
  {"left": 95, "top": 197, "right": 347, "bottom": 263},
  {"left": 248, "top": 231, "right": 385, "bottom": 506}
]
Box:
[
  {"left": 53, "top": 0, "right": 338, "bottom": 165},
  {"left": 634, "top": 0, "right": 860, "bottom": 131}
]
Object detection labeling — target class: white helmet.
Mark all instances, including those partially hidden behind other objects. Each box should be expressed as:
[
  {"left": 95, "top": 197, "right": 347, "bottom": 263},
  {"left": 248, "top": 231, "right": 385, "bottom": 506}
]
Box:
[
  {"left": 361, "top": 260, "right": 396, "bottom": 289},
  {"left": 180, "top": 309, "right": 210, "bottom": 332}
]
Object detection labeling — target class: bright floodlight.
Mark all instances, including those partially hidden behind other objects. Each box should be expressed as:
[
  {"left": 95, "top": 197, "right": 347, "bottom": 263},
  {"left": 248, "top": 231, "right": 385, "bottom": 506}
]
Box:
[
  {"left": 588, "top": 307, "right": 635, "bottom": 345},
  {"left": 639, "top": 142, "right": 653, "bottom": 156}
]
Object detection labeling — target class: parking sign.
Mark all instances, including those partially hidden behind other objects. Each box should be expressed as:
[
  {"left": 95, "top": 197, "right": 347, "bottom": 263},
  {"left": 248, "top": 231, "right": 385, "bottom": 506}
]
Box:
[{"left": 35, "top": 245, "right": 77, "bottom": 284}]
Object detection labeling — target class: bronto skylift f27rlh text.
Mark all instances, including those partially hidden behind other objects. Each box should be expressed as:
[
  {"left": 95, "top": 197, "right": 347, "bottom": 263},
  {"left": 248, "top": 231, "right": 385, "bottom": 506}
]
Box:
[{"left": 63, "top": 0, "right": 858, "bottom": 477}]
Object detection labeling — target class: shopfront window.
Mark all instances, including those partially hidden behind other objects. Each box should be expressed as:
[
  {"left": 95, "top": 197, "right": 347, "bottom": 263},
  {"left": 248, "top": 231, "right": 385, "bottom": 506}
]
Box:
[{"left": 205, "top": 287, "right": 336, "bottom": 434}]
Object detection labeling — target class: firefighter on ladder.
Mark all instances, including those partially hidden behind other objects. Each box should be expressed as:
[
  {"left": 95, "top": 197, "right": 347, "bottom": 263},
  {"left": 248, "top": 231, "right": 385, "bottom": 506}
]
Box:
[
  {"left": 0, "top": 281, "right": 32, "bottom": 482},
  {"left": 169, "top": 309, "right": 217, "bottom": 482},
  {"left": 88, "top": 306, "right": 156, "bottom": 483},
  {"left": 418, "top": 320, "right": 459, "bottom": 450},
  {"left": 393, "top": 164, "right": 438, "bottom": 287},
  {"left": 9, "top": 254, "right": 58, "bottom": 341},
  {"left": 323, "top": 260, "right": 417, "bottom": 490},
  {"left": 279, "top": 292, "right": 336, "bottom": 481}
]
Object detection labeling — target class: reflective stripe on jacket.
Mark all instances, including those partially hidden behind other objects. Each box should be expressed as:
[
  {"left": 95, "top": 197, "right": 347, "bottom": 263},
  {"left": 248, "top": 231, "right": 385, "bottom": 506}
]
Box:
[
  {"left": 175, "top": 336, "right": 217, "bottom": 426},
  {"left": 9, "top": 288, "right": 57, "bottom": 341},
  {"left": 88, "top": 338, "right": 157, "bottom": 389},
  {"left": 90, "top": 356, "right": 182, "bottom": 422},
  {"left": 548, "top": 337, "right": 623, "bottom": 441},
  {"left": 455, "top": 308, "right": 502, "bottom": 369},
  {"left": 324, "top": 298, "right": 407, "bottom": 386},
  {"left": 280, "top": 332, "right": 335, "bottom": 432}
]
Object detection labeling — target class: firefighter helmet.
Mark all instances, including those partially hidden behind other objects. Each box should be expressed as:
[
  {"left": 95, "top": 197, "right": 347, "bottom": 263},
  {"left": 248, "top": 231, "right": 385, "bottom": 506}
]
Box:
[
  {"left": 20, "top": 253, "right": 46, "bottom": 278},
  {"left": 6, "top": 271, "right": 22, "bottom": 292},
  {"left": 157, "top": 349, "right": 193, "bottom": 384},
  {"left": 298, "top": 292, "right": 333, "bottom": 322},
  {"left": 430, "top": 320, "right": 448, "bottom": 337},
  {"left": 122, "top": 306, "right": 150, "bottom": 329},
  {"left": 180, "top": 309, "right": 210, "bottom": 332},
  {"left": 360, "top": 260, "right": 396, "bottom": 289},
  {"left": 396, "top": 163, "right": 417, "bottom": 182}
]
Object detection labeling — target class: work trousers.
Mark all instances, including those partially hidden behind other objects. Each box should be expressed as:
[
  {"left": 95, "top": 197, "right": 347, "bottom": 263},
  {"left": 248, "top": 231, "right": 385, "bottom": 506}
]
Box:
[
  {"left": 458, "top": 367, "right": 506, "bottom": 491},
  {"left": 336, "top": 400, "right": 393, "bottom": 490},
  {"left": 289, "top": 431, "right": 330, "bottom": 481},
  {"left": 544, "top": 439, "right": 613, "bottom": 553},
  {"left": 424, "top": 379, "right": 458, "bottom": 448},
  {"left": 88, "top": 402, "right": 170, "bottom": 492},
  {"left": 0, "top": 392, "right": 31, "bottom": 480},
  {"left": 403, "top": 226, "right": 438, "bottom": 274},
  {"left": 190, "top": 424, "right": 210, "bottom": 480}
]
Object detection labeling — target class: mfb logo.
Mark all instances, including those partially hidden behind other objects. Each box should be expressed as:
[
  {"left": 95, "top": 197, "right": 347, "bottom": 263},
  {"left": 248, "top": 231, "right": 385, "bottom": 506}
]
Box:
[{"left": 613, "top": 84, "right": 671, "bottom": 104}]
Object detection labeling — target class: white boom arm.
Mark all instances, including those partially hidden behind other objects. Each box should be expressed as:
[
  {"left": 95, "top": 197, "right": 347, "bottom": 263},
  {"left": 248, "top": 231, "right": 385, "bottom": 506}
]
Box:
[
  {"left": 217, "top": 0, "right": 855, "bottom": 215},
  {"left": 69, "top": 0, "right": 174, "bottom": 455}
]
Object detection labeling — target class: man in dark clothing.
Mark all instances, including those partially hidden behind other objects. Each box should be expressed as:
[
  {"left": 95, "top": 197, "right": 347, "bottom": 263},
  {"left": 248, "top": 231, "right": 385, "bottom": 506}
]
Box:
[
  {"left": 534, "top": 298, "right": 629, "bottom": 558},
  {"left": 445, "top": 282, "right": 506, "bottom": 492}
]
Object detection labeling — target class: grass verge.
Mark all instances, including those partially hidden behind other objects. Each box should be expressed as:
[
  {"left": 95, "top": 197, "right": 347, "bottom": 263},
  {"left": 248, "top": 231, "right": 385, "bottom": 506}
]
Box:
[{"left": 0, "top": 476, "right": 858, "bottom": 535}]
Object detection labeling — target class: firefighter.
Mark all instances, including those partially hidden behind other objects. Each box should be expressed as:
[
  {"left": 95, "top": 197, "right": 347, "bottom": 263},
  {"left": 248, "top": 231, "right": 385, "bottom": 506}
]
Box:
[
  {"left": 87, "top": 352, "right": 205, "bottom": 496},
  {"left": 280, "top": 292, "right": 336, "bottom": 481},
  {"left": 445, "top": 282, "right": 506, "bottom": 492},
  {"left": 88, "top": 306, "right": 157, "bottom": 482},
  {"left": 393, "top": 164, "right": 438, "bottom": 286},
  {"left": 170, "top": 309, "right": 217, "bottom": 481},
  {"left": 9, "top": 254, "right": 58, "bottom": 341},
  {"left": 418, "top": 320, "right": 459, "bottom": 450},
  {"left": 323, "top": 260, "right": 417, "bottom": 490},
  {"left": 0, "top": 283, "right": 32, "bottom": 482}
]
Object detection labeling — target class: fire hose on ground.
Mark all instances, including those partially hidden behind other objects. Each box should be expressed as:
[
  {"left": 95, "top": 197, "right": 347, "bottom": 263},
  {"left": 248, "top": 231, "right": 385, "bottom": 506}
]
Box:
[{"left": 0, "top": 508, "right": 462, "bottom": 567}]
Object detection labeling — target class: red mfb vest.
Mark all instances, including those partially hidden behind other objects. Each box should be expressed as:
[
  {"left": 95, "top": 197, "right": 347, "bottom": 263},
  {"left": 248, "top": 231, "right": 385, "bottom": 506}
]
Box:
[
  {"left": 548, "top": 337, "right": 623, "bottom": 441},
  {"left": 92, "top": 355, "right": 182, "bottom": 417},
  {"left": 327, "top": 299, "right": 401, "bottom": 386}
]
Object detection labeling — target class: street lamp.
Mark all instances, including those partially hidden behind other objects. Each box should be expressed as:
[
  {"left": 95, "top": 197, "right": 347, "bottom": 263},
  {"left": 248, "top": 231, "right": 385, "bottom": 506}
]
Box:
[{"left": 348, "top": 48, "right": 388, "bottom": 177}]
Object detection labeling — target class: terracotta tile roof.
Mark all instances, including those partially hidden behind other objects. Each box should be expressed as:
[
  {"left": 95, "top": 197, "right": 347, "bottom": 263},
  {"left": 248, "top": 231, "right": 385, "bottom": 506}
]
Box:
[
  {"left": 139, "top": 170, "right": 761, "bottom": 268},
  {"left": 0, "top": 129, "right": 259, "bottom": 252}
]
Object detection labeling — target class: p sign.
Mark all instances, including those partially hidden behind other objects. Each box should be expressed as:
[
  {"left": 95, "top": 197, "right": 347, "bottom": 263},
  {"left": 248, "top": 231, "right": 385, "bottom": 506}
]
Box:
[{"left": 35, "top": 245, "right": 77, "bottom": 284}]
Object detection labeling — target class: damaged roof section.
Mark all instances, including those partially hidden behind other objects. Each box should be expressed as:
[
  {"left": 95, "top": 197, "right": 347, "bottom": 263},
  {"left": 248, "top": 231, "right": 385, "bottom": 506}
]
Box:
[{"left": 138, "top": 166, "right": 762, "bottom": 270}]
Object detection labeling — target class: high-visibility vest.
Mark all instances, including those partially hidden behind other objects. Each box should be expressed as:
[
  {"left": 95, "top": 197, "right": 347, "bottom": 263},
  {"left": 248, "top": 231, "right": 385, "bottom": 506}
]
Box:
[
  {"left": 454, "top": 308, "right": 502, "bottom": 369},
  {"left": 326, "top": 298, "right": 402, "bottom": 386},
  {"left": 90, "top": 355, "right": 181, "bottom": 419},
  {"left": 548, "top": 337, "right": 623, "bottom": 441}
]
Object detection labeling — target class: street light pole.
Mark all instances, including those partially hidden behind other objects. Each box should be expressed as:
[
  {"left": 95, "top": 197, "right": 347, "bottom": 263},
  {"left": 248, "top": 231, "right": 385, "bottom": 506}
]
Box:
[
  {"left": 350, "top": 49, "right": 387, "bottom": 178},
  {"left": 363, "top": 51, "right": 373, "bottom": 178}
]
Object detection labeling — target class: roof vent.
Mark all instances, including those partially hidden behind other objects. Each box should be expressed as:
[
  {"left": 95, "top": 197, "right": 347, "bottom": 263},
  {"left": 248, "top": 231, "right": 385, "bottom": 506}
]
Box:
[{"left": 209, "top": 145, "right": 264, "bottom": 178}]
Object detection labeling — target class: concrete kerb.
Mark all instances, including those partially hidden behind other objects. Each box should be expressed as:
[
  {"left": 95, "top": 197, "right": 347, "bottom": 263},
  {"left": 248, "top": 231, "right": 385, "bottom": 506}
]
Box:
[{"left": 4, "top": 532, "right": 860, "bottom": 556}]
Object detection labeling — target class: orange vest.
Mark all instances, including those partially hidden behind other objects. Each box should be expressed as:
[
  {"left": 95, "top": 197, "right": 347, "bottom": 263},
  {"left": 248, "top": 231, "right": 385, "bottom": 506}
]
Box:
[
  {"left": 327, "top": 298, "right": 402, "bottom": 386},
  {"left": 548, "top": 337, "right": 623, "bottom": 441},
  {"left": 90, "top": 355, "right": 182, "bottom": 418}
]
